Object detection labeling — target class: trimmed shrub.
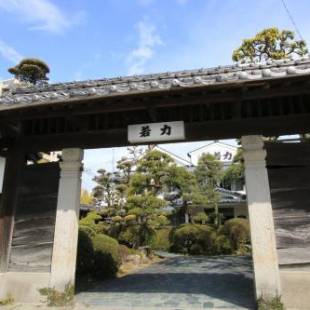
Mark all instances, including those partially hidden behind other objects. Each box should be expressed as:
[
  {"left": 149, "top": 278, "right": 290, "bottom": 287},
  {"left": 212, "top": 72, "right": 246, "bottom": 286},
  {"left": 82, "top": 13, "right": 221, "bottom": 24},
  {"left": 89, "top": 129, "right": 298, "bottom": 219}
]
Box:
[
  {"left": 79, "top": 224, "right": 96, "bottom": 238},
  {"left": 118, "top": 223, "right": 156, "bottom": 248},
  {"left": 76, "top": 228, "right": 95, "bottom": 277},
  {"left": 213, "top": 234, "right": 232, "bottom": 255},
  {"left": 96, "top": 221, "right": 110, "bottom": 234},
  {"left": 112, "top": 216, "right": 122, "bottom": 223},
  {"left": 221, "top": 218, "right": 250, "bottom": 254},
  {"left": 151, "top": 227, "right": 172, "bottom": 251},
  {"left": 92, "top": 234, "right": 121, "bottom": 279},
  {"left": 170, "top": 224, "right": 217, "bottom": 255},
  {"left": 192, "top": 212, "right": 209, "bottom": 224},
  {"left": 153, "top": 215, "right": 170, "bottom": 228},
  {"left": 124, "top": 214, "right": 136, "bottom": 222},
  {"left": 79, "top": 211, "right": 104, "bottom": 235},
  {"left": 80, "top": 211, "right": 101, "bottom": 226},
  {"left": 118, "top": 225, "right": 139, "bottom": 248}
]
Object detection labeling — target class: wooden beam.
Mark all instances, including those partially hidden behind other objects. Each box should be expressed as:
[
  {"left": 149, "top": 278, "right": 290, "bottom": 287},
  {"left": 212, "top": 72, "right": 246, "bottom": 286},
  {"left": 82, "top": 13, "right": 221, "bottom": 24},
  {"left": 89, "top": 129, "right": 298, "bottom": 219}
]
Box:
[
  {"left": 20, "top": 113, "right": 310, "bottom": 152},
  {"left": 0, "top": 120, "right": 21, "bottom": 136}
]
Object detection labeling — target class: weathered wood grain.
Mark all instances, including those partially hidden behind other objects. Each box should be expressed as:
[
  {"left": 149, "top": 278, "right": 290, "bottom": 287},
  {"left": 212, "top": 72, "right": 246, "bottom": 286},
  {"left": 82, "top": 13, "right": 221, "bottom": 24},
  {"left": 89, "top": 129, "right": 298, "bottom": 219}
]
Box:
[
  {"left": 8, "top": 163, "right": 59, "bottom": 272},
  {"left": 0, "top": 145, "right": 24, "bottom": 271},
  {"left": 9, "top": 242, "right": 53, "bottom": 272},
  {"left": 266, "top": 143, "right": 310, "bottom": 265}
]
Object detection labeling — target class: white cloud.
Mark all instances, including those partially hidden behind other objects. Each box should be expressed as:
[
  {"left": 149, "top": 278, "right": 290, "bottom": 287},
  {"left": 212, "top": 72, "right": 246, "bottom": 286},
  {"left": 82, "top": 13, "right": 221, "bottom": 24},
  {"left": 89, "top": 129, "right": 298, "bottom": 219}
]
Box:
[
  {"left": 0, "top": 40, "right": 23, "bottom": 63},
  {"left": 127, "top": 19, "right": 163, "bottom": 75},
  {"left": 0, "top": 0, "right": 82, "bottom": 33}
]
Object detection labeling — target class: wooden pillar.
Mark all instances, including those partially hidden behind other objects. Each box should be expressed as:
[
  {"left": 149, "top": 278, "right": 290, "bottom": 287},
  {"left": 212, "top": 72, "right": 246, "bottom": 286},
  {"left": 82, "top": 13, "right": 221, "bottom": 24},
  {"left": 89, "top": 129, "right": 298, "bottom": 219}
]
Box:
[
  {"left": 0, "top": 146, "right": 24, "bottom": 272},
  {"left": 50, "top": 148, "right": 83, "bottom": 290},
  {"left": 241, "top": 135, "right": 281, "bottom": 298}
]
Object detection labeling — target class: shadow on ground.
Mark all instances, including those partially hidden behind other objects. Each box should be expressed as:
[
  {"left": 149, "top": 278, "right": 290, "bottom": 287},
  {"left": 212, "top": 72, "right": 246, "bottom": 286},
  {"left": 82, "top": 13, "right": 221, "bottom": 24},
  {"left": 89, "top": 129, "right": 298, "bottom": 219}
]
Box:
[{"left": 76, "top": 255, "right": 256, "bottom": 309}]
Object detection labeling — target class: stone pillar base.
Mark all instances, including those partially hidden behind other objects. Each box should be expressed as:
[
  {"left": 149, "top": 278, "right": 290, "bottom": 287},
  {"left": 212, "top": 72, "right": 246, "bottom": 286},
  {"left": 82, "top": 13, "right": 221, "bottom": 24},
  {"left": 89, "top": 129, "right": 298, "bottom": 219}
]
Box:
[{"left": 0, "top": 272, "right": 50, "bottom": 303}]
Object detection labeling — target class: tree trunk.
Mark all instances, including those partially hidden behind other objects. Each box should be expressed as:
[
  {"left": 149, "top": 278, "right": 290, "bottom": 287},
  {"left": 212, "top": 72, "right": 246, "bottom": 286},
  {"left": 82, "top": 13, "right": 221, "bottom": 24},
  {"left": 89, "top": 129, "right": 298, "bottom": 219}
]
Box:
[
  {"left": 214, "top": 203, "right": 219, "bottom": 228},
  {"left": 185, "top": 213, "right": 189, "bottom": 224}
]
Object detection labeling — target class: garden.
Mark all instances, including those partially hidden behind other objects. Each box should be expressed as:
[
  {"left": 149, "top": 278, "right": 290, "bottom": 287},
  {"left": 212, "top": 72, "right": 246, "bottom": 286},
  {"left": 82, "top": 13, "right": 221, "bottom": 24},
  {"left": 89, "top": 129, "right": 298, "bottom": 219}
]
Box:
[{"left": 77, "top": 146, "right": 251, "bottom": 284}]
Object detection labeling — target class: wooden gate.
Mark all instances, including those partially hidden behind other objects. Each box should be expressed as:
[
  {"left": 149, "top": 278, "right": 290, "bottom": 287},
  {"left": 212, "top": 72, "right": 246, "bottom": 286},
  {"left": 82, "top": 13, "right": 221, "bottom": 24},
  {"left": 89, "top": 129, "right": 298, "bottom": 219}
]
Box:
[
  {"left": 266, "top": 142, "right": 310, "bottom": 265},
  {"left": 8, "top": 163, "right": 59, "bottom": 272}
]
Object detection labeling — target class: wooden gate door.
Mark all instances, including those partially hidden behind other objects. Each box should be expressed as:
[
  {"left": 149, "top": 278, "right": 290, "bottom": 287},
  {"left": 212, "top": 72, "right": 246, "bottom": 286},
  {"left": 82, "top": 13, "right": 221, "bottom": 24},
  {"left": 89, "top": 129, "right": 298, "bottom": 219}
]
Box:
[
  {"left": 8, "top": 163, "right": 60, "bottom": 272},
  {"left": 266, "top": 142, "right": 310, "bottom": 265}
]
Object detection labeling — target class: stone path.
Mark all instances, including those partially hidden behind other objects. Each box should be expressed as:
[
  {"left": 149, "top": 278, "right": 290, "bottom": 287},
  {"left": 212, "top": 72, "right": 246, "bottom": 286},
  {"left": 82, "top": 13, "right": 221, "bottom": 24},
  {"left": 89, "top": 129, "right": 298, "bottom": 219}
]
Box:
[{"left": 76, "top": 255, "right": 256, "bottom": 309}]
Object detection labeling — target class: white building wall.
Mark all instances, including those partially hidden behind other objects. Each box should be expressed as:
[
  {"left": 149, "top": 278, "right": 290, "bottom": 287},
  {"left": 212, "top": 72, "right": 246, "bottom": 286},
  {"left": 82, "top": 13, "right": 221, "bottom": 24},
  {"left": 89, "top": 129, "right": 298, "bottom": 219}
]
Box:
[{"left": 188, "top": 141, "right": 237, "bottom": 168}]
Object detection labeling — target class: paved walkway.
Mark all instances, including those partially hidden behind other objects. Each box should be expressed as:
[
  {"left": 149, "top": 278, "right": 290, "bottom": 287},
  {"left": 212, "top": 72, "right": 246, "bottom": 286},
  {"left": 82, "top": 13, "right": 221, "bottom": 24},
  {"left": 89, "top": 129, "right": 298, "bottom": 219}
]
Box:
[{"left": 76, "top": 255, "right": 256, "bottom": 309}]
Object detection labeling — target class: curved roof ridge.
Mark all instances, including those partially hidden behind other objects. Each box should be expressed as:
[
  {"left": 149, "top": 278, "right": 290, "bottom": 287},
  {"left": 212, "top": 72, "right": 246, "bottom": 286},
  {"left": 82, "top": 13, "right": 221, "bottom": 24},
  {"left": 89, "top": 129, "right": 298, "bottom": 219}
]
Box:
[
  {"left": 7, "top": 56, "right": 310, "bottom": 95},
  {"left": 1, "top": 56, "right": 310, "bottom": 111}
]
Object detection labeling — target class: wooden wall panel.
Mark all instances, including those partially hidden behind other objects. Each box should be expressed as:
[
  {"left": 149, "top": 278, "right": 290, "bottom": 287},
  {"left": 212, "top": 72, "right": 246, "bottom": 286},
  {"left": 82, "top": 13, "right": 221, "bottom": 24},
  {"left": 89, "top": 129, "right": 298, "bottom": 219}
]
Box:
[
  {"left": 8, "top": 163, "right": 59, "bottom": 272},
  {"left": 266, "top": 142, "right": 310, "bottom": 166},
  {"left": 267, "top": 143, "right": 310, "bottom": 265}
]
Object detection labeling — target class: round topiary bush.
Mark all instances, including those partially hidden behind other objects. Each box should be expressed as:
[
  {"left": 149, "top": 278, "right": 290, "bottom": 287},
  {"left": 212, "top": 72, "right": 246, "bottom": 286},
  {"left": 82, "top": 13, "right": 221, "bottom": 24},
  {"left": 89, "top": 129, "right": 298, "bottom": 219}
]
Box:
[
  {"left": 221, "top": 218, "right": 250, "bottom": 254},
  {"left": 170, "top": 224, "right": 217, "bottom": 255},
  {"left": 92, "top": 234, "right": 121, "bottom": 279}
]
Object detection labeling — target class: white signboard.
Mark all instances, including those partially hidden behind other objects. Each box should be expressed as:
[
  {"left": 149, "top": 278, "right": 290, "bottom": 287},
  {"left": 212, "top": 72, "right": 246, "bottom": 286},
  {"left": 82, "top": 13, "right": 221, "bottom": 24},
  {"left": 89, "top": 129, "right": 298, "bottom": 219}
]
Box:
[{"left": 128, "top": 121, "right": 185, "bottom": 143}]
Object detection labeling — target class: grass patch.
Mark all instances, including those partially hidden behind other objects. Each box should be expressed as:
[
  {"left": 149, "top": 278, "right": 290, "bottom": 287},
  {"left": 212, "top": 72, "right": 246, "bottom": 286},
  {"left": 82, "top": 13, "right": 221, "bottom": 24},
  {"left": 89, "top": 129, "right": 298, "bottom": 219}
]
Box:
[
  {"left": 0, "top": 294, "right": 14, "bottom": 306},
  {"left": 257, "top": 295, "right": 284, "bottom": 310},
  {"left": 39, "top": 283, "right": 74, "bottom": 307}
]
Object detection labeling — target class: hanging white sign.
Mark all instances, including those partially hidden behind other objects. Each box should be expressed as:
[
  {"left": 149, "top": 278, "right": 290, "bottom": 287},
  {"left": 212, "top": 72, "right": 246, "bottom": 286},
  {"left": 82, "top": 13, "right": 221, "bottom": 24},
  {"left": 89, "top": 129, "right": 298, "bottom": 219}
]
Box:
[{"left": 128, "top": 121, "right": 185, "bottom": 143}]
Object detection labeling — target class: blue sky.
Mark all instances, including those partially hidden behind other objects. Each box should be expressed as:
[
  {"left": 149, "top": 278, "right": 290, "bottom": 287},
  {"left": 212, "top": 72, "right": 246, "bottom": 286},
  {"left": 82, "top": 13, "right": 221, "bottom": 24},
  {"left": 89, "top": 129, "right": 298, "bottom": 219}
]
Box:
[
  {"left": 0, "top": 0, "right": 309, "bottom": 189},
  {"left": 1, "top": 0, "right": 309, "bottom": 82}
]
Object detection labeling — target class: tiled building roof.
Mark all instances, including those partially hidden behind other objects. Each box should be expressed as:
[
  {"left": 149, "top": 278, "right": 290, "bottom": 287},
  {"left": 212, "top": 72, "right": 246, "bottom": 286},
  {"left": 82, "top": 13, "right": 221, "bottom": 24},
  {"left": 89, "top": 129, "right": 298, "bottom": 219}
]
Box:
[{"left": 1, "top": 57, "right": 310, "bottom": 111}]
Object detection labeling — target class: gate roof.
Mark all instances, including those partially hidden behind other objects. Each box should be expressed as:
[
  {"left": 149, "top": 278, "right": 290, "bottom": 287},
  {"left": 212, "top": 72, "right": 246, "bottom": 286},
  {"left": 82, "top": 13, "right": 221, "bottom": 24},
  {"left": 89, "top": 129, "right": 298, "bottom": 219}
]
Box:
[{"left": 1, "top": 57, "right": 310, "bottom": 112}]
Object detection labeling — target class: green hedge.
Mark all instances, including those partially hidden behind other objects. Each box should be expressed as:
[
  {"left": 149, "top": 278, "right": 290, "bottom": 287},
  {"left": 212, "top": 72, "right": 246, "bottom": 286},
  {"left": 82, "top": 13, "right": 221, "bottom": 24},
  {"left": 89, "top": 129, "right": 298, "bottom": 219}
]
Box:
[
  {"left": 76, "top": 228, "right": 121, "bottom": 280},
  {"left": 170, "top": 224, "right": 220, "bottom": 255},
  {"left": 170, "top": 218, "right": 251, "bottom": 256},
  {"left": 92, "top": 234, "right": 122, "bottom": 279},
  {"left": 76, "top": 228, "right": 94, "bottom": 277},
  {"left": 220, "top": 218, "right": 250, "bottom": 254}
]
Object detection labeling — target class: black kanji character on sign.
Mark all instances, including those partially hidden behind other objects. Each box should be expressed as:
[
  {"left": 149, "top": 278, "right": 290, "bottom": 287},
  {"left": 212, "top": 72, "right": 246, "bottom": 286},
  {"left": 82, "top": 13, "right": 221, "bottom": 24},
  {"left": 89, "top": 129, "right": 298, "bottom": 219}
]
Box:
[
  {"left": 223, "top": 151, "right": 232, "bottom": 160},
  {"left": 160, "top": 124, "right": 171, "bottom": 136},
  {"left": 140, "top": 126, "right": 151, "bottom": 137}
]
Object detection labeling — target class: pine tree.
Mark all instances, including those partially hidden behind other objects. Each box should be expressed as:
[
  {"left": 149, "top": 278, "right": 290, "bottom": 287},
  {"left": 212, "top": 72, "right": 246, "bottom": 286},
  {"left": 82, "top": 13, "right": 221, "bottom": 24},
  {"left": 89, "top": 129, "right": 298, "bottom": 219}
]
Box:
[
  {"left": 232, "top": 27, "right": 307, "bottom": 63},
  {"left": 195, "top": 153, "right": 223, "bottom": 228},
  {"left": 8, "top": 58, "right": 50, "bottom": 84}
]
